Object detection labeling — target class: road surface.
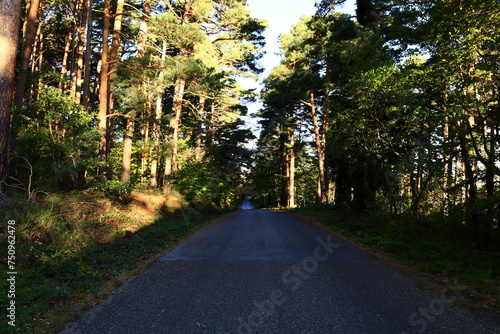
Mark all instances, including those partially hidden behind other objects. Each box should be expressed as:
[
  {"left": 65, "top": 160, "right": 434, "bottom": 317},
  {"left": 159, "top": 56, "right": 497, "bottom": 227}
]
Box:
[{"left": 61, "top": 208, "right": 496, "bottom": 334}]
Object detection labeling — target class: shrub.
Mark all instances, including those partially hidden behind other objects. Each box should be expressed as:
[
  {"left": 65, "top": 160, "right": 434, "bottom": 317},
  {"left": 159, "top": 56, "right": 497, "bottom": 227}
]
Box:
[{"left": 97, "top": 180, "right": 134, "bottom": 202}]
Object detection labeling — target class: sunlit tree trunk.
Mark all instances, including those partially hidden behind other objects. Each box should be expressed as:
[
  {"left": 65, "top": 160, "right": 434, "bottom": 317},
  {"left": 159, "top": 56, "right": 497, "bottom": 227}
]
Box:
[
  {"left": 28, "top": 16, "right": 44, "bottom": 104},
  {"left": 10, "top": 0, "right": 41, "bottom": 151},
  {"left": 82, "top": 0, "right": 92, "bottom": 109},
  {"left": 196, "top": 95, "right": 206, "bottom": 161},
  {"left": 0, "top": 0, "right": 22, "bottom": 192},
  {"left": 59, "top": 28, "right": 73, "bottom": 92},
  {"left": 121, "top": 116, "right": 135, "bottom": 182},
  {"left": 121, "top": 0, "right": 151, "bottom": 184},
  {"left": 72, "top": 0, "right": 86, "bottom": 101},
  {"left": 97, "top": 0, "right": 111, "bottom": 178},
  {"left": 140, "top": 107, "right": 150, "bottom": 183},
  {"left": 150, "top": 42, "right": 166, "bottom": 188},
  {"left": 163, "top": 77, "right": 185, "bottom": 196},
  {"left": 150, "top": 91, "right": 162, "bottom": 188}
]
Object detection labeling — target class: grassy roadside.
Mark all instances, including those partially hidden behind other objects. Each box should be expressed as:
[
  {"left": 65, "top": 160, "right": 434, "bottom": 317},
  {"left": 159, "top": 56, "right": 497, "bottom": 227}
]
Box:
[
  {"left": 286, "top": 206, "right": 500, "bottom": 328},
  {"left": 0, "top": 189, "right": 233, "bottom": 333}
]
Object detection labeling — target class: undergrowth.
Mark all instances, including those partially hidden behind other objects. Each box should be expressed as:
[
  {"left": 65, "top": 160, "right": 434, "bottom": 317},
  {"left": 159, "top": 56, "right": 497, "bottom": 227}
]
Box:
[{"left": 0, "top": 189, "right": 228, "bottom": 333}]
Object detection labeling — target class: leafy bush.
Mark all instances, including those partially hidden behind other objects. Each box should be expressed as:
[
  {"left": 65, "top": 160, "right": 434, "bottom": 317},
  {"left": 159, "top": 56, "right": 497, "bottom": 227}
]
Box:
[
  {"left": 14, "top": 84, "right": 100, "bottom": 191},
  {"left": 97, "top": 180, "right": 134, "bottom": 201}
]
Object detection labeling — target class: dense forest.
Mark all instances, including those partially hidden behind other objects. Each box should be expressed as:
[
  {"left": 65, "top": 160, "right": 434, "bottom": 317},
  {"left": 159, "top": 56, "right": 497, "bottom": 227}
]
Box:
[
  {"left": 252, "top": 0, "right": 499, "bottom": 250},
  {"left": 1, "top": 0, "right": 265, "bottom": 208},
  {"left": 0, "top": 0, "right": 499, "bottom": 330},
  {"left": 0, "top": 0, "right": 498, "bottom": 244}
]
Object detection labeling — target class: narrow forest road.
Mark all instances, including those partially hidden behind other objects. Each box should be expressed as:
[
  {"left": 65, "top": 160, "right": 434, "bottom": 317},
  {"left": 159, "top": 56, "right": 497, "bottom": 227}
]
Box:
[{"left": 61, "top": 208, "right": 495, "bottom": 334}]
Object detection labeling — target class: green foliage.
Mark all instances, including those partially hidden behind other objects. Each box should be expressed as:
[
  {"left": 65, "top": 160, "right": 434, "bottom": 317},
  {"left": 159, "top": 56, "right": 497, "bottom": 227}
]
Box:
[
  {"left": 14, "top": 85, "right": 100, "bottom": 190},
  {"left": 97, "top": 180, "right": 134, "bottom": 202},
  {"left": 257, "top": 0, "right": 500, "bottom": 249}
]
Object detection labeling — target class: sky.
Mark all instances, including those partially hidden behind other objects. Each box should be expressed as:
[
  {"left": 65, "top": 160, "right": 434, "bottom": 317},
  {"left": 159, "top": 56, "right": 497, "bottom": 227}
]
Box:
[{"left": 241, "top": 0, "right": 356, "bottom": 142}]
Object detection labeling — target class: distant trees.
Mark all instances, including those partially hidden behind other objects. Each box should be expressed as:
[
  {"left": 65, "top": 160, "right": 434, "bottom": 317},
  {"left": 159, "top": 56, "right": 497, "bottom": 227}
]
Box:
[
  {"left": 2, "top": 0, "right": 265, "bottom": 207},
  {"left": 252, "top": 0, "right": 499, "bottom": 248}
]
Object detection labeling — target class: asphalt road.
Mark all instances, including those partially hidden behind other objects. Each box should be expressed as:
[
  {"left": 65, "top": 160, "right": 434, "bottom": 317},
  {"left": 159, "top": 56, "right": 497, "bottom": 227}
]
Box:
[{"left": 61, "top": 206, "right": 496, "bottom": 334}]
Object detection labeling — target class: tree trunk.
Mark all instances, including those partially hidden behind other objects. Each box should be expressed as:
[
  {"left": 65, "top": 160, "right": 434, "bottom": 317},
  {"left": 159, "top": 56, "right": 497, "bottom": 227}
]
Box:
[
  {"left": 14, "top": 0, "right": 41, "bottom": 108},
  {"left": 97, "top": 0, "right": 111, "bottom": 178},
  {"left": 140, "top": 108, "right": 150, "bottom": 183},
  {"left": 309, "top": 90, "right": 328, "bottom": 204},
  {"left": 122, "top": 0, "right": 151, "bottom": 184},
  {"left": 0, "top": 0, "right": 23, "bottom": 192},
  {"left": 150, "top": 91, "right": 162, "bottom": 188},
  {"left": 59, "top": 28, "right": 73, "bottom": 92},
  {"left": 121, "top": 116, "right": 135, "bottom": 182},
  {"left": 163, "top": 77, "right": 185, "bottom": 197},
  {"left": 28, "top": 15, "right": 44, "bottom": 104},
  {"left": 196, "top": 95, "right": 206, "bottom": 161},
  {"left": 458, "top": 119, "right": 480, "bottom": 248},
  {"left": 81, "top": 0, "right": 92, "bottom": 109},
  {"left": 150, "top": 42, "right": 166, "bottom": 188},
  {"left": 206, "top": 102, "right": 215, "bottom": 152},
  {"left": 137, "top": 0, "right": 150, "bottom": 56},
  {"left": 288, "top": 127, "right": 296, "bottom": 208},
  {"left": 72, "top": 0, "right": 86, "bottom": 101},
  {"left": 10, "top": 0, "right": 41, "bottom": 151}
]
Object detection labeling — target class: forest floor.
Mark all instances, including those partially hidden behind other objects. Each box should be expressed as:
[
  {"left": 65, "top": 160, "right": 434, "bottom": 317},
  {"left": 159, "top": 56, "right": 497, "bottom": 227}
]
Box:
[{"left": 287, "top": 206, "right": 500, "bottom": 329}]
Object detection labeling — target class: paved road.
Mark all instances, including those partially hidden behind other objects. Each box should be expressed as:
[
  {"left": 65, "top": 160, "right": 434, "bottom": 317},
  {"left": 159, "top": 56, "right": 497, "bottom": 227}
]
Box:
[{"left": 61, "top": 208, "right": 496, "bottom": 334}]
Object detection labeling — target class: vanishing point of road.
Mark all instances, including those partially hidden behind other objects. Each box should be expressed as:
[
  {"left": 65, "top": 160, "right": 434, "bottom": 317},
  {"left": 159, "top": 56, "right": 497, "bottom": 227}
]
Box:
[{"left": 61, "top": 205, "right": 496, "bottom": 334}]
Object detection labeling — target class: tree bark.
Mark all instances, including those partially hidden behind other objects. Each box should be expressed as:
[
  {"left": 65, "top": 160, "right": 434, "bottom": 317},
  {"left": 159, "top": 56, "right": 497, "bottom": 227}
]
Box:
[
  {"left": 81, "top": 0, "right": 92, "bottom": 109},
  {"left": 122, "top": 0, "right": 151, "bottom": 184},
  {"left": 309, "top": 90, "right": 328, "bottom": 204},
  {"left": 0, "top": 0, "right": 23, "bottom": 191},
  {"left": 288, "top": 127, "right": 296, "bottom": 208},
  {"left": 150, "top": 42, "right": 166, "bottom": 188},
  {"left": 121, "top": 116, "right": 135, "bottom": 182},
  {"left": 97, "top": 0, "right": 111, "bottom": 178},
  {"left": 59, "top": 28, "right": 73, "bottom": 92},
  {"left": 10, "top": 0, "right": 41, "bottom": 151},
  {"left": 72, "top": 0, "right": 86, "bottom": 100},
  {"left": 163, "top": 77, "right": 185, "bottom": 196},
  {"left": 196, "top": 95, "right": 206, "bottom": 161}
]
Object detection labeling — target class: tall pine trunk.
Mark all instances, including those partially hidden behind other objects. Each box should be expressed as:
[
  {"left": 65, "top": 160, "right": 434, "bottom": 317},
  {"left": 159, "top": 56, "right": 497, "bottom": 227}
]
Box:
[
  {"left": 309, "top": 90, "right": 328, "bottom": 204},
  {"left": 195, "top": 95, "right": 206, "bottom": 161},
  {"left": 0, "top": 0, "right": 22, "bottom": 192},
  {"left": 120, "top": 116, "right": 135, "bottom": 182},
  {"left": 72, "top": 0, "right": 86, "bottom": 100},
  {"left": 122, "top": 0, "right": 150, "bottom": 183},
  {"left": 287, "top": 126, "right": 296, "bottom": 208},
  {"left": 150, "top": 42, "right": 166, "bottom": 188},
  {"left": 10, "top": 0, "right": 41, "bottom": 151},
  {"left": 163, "top": 77, "right": 185, "bottom": 197},
  {"left": 82, "top": 0, "right": 92, "bottom": 109},
  {"left": 59, "top": 28, "right": 73, "bottom": 92},
  {"left": 97, "top": 0, "right": 111, "bottom": 177}
]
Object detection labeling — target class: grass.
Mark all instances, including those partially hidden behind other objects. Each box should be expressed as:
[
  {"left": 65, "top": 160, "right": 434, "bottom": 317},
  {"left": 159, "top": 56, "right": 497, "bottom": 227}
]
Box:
[
  {"left": 288, "top": 205, "right": 500, "bottom": 326},
  {"left": 0, "top": 189, "right": 232, "bottom": 333}
]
